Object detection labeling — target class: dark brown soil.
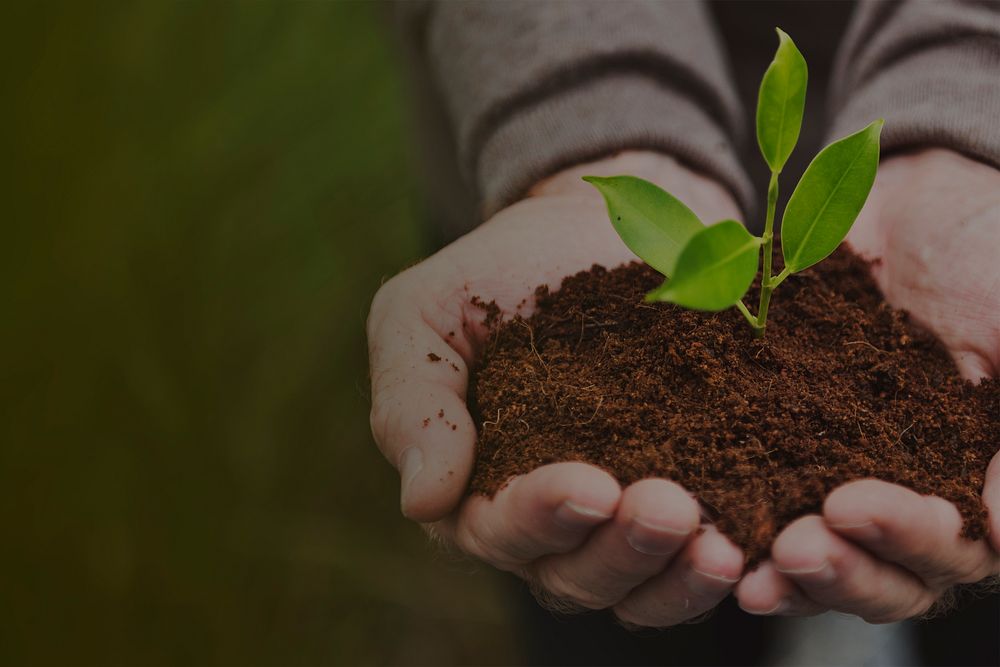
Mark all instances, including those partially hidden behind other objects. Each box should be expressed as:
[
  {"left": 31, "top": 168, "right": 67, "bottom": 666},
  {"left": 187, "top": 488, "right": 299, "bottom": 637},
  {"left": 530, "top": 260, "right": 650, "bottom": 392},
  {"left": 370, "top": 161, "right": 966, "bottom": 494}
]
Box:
[{"left": 468, "top": 248, "right": 999, "bottom": 564}]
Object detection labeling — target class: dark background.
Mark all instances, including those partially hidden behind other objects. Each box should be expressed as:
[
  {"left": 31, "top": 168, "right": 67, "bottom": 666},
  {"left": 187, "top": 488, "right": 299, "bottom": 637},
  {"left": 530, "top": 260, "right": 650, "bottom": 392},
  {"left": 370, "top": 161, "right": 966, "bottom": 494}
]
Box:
[{"left": 2, "top": 3, "right": 515, "bottom": 664}]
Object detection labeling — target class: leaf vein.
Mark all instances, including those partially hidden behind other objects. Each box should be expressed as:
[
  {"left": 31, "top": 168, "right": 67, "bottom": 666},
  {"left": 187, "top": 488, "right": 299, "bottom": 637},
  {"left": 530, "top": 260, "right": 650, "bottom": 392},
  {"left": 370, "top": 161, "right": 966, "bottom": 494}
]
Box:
[
  {"left": 789, "top": 140, "right": 869, "bottom": 269},
  {"left": 674, "top": 239, "right": 759, "bottom": 287}
]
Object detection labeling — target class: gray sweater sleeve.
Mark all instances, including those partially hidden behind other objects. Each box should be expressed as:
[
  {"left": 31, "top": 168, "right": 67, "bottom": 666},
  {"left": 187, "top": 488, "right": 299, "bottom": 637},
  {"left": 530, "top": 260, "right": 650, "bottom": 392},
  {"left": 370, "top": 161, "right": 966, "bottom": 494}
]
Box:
[
  {"left": 828, "top": 0, "right": 1000, "bottom": 168},
  {"left": 408, "top": 0, "right": 753, "bottom": 219}
]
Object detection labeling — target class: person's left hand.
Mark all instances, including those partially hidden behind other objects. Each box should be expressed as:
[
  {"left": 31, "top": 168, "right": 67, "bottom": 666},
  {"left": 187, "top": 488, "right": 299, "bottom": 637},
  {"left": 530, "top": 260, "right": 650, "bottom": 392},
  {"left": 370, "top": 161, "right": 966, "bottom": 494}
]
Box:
[{"left": 735, "top": 149, "right": 1000, "bottom": 622}]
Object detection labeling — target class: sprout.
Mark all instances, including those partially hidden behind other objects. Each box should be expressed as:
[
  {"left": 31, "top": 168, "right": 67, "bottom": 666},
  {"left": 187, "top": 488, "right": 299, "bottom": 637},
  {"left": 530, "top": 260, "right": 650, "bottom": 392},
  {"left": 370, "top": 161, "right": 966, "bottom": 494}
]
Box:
[{"left": 585, "top": 29, "right": 882, "bottom": 338}]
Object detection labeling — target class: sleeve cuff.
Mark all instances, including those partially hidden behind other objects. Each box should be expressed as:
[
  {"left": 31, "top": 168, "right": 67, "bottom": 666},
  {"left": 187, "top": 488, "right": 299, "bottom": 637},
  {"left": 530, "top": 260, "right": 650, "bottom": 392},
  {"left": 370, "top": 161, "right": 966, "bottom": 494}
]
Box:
[
  {"left": 827, "top": 38, "right": 1000, "bottom": 170},
  {"left": 476, "top": 73, "right": 755, "bottom": 219}
]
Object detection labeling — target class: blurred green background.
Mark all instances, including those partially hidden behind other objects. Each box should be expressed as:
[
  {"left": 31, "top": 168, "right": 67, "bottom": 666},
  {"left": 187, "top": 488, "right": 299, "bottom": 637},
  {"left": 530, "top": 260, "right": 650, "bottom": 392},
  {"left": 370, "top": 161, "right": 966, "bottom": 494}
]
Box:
[{"left": 1, "top": 2, "right": 517, "bottom": 664}]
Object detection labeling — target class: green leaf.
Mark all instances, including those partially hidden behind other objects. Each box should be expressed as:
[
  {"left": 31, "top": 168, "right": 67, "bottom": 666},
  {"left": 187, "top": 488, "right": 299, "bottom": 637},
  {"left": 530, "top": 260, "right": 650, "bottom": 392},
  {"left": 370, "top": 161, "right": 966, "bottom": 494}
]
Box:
[
  {"left": 756, "top": 28, "right": 808, "bottom": 173},
  {"left": 781, "top": 119, "right": 883, "bottom": 273},
  {"left": 583, "top": 175, "right": 703, "bottom": 277},
  {"left": 646, "top": 220, "right": 761, "bottom": 311}
]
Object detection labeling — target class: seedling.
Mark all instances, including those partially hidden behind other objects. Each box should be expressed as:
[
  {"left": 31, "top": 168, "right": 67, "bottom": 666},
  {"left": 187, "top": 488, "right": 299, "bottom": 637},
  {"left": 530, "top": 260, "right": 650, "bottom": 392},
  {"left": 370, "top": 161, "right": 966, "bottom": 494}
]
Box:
[{"left": 585, "top": 29, "right": 882, "bottom": 338}]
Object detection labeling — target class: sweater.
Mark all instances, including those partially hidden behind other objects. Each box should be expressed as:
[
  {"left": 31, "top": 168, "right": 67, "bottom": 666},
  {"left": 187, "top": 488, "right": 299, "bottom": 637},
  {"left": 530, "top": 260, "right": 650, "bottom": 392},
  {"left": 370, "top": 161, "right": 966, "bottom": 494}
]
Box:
[{"left": 393, "top": 0, "right": 1000, "bottom": 240}]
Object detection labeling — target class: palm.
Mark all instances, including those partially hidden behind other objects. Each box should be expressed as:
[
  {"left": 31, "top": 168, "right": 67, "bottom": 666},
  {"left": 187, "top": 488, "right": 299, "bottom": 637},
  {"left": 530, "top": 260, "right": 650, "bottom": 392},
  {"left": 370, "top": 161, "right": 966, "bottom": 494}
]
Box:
[
  {"left": 427, "top": 157, "right": 741, "bottom": 344},
  {"left": 846, "top": 149, "right": 1000, "bottom": 380},
  {"left": 433, "top": 195, "right": 637, "bottom": 337}
]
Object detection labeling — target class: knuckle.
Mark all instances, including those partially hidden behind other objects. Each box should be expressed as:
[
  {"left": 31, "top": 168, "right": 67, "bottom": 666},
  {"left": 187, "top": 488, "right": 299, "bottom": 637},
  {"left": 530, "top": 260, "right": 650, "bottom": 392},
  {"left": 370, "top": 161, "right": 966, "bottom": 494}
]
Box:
[
  {"left": 454, "top": 518, "right": 522, "bottom": 573},
  {"left": 945, "top": 560, "right": 983, "bottom": 587},
  {"left": 588, "top": 538, "right": 654, "bottom": 581},
  {"left": 537, "top": 567, "right": 609, "bottom": 610},
  {"left": 612, "top": 600, "right": 656, "bottom": 628},
  {"left": 368, "top": 395, "right": 397, "bottom": 451},
  {"left": 865, "top": 597, "right": 928, "bottom": 624},
  {"left": 946, "top": 546, "right": 999, "bottom": 585},
  {"left": 924, "top": 495, "right": 960, "bottom": 537},
  {"left": 862, "top": 610, "right": 905, "bottom": 625},
  {"left": 839, "top": 582, "right": 885, "bottom": 612},
  {"left": 862, "top": 588, "right": 933, "bottom": 624},
  {"left": 601, "top": 556, "right": 648, "bottom": 583},
  {"left": 907, "top": 593, "right": 939, "bottom": 620},
  {"left": 683, "top": 574, "right": 736, "bottom": 603},
  {"left": 612, "top": 596, "right": 700, "bottom": 629},
  {"left": 368, "top": 273, "right": 407, "bottom": 329},
  {"left": 861, "top": 590, "right": 918, "bottom": 624},
  {"left": 454, "top": 521, "right": 495, "bottom": 564}
]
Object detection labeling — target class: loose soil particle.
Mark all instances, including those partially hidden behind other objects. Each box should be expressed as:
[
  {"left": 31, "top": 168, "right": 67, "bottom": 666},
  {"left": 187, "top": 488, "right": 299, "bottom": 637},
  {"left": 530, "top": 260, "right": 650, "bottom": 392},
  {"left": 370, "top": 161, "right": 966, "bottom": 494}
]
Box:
[{"left": 469, "top": 249, "right": 999, "bottom": 564}]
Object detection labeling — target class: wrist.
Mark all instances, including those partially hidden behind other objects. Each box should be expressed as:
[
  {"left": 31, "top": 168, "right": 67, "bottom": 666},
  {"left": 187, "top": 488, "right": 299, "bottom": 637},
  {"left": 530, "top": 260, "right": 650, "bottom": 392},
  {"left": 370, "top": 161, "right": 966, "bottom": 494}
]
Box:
[{"left": 528, "top": 150, "right": 743, "bottom": 225}]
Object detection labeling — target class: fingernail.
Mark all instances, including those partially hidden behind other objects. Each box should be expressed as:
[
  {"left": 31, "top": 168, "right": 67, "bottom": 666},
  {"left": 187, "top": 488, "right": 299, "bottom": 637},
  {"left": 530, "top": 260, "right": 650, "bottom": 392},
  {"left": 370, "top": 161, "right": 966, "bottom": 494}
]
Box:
[
  {"left": 744, "top": 598, "right": 790, "bottom": 616},
  {"left": 829, "top": 520, "right": 882, "bottom": 542},
  {"left": 554, "top": 500, "right": 613, "bottom": 529},
  {"left": 398, "top": 447, "right": 424, "bottom": 513},
  {"left": 778, "top": 560, "right": 836, "bottom": 585},
  {"left": 685, "top": 568, "right": 740, "bottom": 595},
  {"left": 627, "top": 518, "right": 690, "bottom": 555}
]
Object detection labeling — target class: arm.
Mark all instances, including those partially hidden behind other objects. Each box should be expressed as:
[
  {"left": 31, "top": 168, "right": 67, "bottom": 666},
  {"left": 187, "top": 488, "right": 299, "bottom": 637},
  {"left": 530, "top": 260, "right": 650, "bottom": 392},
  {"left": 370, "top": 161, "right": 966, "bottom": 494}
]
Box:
[
  {"left": 394, "top": 0, "right": 755, "bottom": 221},
  {"left": 827, "top": 0, "right": 1000, "bottom": 173}
]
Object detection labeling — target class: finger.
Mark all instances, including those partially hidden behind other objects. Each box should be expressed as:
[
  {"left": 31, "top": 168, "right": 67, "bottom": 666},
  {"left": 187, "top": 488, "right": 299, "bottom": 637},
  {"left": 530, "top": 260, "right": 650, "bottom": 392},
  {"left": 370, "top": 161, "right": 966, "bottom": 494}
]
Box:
[
  {"left": 773, "top": 515, "right": 936, "bottom": 623},
  {"left": 985, "top": 452, "right": 1000, "bottom": 555},
  {"left": 735, "top": 561, "right": 827, "bottom": 617},
  {"left": 442, "top": 462, "right": 620, "bottom": 572},
  {"left": 368, "top": 272, "right": 475, "bottom": 521},
  {"left": 824, "top": 479, "right": 1000, "bottom": 588},
  {"left": 529, "top": 479, "right": 700, "bottom": 609},
  {"left": 613, "top": 525, "right": 743, "bottom": 628},
  {"left": 953, "top": 349, "right": 994, "bottom": 383}
]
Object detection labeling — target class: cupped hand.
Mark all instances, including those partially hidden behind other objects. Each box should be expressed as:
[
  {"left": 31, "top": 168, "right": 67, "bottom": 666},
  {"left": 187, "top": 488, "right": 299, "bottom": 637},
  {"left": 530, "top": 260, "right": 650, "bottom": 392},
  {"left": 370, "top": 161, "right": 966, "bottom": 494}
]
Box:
[
  {"left": 737, "top": 149, "right": 1000, "bottom": 622},
  {"left": 845, "top": 149, "right": 1000, "bottom": 382},
  {"left": 368, "top": 151, "right": 745, "bottom": 625}
]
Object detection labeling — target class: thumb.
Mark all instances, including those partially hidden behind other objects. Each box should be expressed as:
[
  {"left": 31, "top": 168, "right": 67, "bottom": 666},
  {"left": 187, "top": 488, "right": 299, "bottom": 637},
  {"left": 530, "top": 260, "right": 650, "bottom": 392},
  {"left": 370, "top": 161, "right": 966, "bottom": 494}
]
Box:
[
  {"left": 367, "top": 277, "right": 476, "bottom": 522},
  {"left": 953, "top": 349, "right": 995, "bottom": 384},
  {"left": 983, "top": 451, "right": 1000, "bottom": 555}
]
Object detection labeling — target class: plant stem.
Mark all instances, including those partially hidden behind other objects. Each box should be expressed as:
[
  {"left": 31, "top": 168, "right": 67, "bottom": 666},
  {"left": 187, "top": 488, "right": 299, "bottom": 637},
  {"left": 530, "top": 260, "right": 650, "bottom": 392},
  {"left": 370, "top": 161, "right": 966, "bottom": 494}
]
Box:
[
  {"left": 772, "top": 266, "right": 791, "bottom": 288},
  {"left": 753, "top": 171, "right": 780, "bottom": 338},
  {"left": 735, "top": 300, "right": 757, "bottom": 328}
]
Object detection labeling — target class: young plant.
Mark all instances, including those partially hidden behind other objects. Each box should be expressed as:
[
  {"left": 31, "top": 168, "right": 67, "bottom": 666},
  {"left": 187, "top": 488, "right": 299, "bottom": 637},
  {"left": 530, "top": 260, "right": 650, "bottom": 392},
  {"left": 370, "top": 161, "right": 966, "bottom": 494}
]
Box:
[{"left": 585, "top": 29, "right": 883, "bottom": 338}]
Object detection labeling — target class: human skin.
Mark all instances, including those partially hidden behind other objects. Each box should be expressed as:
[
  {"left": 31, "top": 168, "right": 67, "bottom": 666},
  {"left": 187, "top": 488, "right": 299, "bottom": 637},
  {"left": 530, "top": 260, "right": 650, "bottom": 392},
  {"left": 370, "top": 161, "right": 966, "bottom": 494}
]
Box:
[
  {"left": 735, "top": 149, "right": 1000, "bottom": 622},
  {"left": 367, "top": 149, "right": 1000, "bottom": 627}
]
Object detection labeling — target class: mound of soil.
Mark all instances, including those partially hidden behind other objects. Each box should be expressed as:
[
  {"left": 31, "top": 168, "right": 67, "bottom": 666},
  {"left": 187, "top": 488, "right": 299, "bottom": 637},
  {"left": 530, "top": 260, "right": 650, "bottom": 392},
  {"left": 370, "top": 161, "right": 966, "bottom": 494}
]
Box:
[{"left": 468, "top": 248, "right": 999, "bottom": 564}]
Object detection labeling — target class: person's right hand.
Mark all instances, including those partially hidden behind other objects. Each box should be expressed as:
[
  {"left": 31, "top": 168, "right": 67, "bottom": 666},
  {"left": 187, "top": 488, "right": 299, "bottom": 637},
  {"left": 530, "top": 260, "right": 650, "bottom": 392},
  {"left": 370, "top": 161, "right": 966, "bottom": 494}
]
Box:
[{"left": 368, "top": 151, "right": 747, "bottom": 626}]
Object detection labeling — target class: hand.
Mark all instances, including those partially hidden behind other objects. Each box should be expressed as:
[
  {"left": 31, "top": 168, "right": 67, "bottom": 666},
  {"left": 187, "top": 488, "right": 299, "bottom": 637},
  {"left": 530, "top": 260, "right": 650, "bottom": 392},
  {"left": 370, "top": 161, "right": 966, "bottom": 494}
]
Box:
[
  {"left": 736, "top": 149, "right": 1000, "bottom": 622},
  {"left": 846, "top": 149, "right": 1000, "bottom": 382},
  {"left": 368, "top": 151, "right": 746, "bottom": 626}
]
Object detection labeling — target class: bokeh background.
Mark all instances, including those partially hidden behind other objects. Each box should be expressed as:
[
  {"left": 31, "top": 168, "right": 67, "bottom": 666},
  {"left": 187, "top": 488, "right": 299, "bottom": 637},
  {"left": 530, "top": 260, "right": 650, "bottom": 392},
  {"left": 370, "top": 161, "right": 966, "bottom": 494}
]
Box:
[{"left": 2, "top": 3, "right": 517, "bottom": 664}]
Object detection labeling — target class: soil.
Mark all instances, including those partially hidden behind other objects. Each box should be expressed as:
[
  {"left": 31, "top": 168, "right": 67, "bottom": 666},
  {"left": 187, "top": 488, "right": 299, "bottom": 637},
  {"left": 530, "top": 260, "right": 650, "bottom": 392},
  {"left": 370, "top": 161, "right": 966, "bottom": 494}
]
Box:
[{"left": 467, "top": 248, "right": 999, "bottom": 564}]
